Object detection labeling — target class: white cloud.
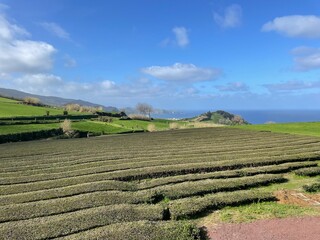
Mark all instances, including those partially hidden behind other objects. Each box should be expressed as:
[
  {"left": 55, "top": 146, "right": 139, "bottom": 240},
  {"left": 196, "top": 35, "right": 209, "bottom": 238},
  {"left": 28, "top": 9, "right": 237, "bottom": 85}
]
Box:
[
  {"left": 172, "top": 27, "right": 189, "bottom": 47},
  {"left": 141, "top": 63, "right": 221, "bottom": 82},
  {"left": 291, "top": 46, "right": 320, "bottom": 71},
  {"left": 160, "top": 27, "right": 190, "bottom": 48},
  {"left": 216, "top": 82, "right": 249, "bottom": 92},
  {"left": 264, "top": 80, "right": 320, "bottom": 92},
  {"left": 0, "top": 13, "right": 56, "bottom": 74},
  {"left": 0, "top": 15, "right": 29, "bottom": 40},
  {"left": 40, "top": 22, "right": 70, "bottom": 40},
  {"left": 262, "top": 15, "right": 320, "bottom": 38},
  {"left": 213, "top": 4, "right": 242, "bottom": 28},
  {"left": 101, "top": 80, "right": 116, "bottom": 90}
]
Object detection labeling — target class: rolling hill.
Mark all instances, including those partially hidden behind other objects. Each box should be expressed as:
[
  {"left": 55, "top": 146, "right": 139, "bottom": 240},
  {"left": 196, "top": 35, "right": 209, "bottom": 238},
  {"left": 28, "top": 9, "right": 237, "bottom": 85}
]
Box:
[{"left": 0, "top": 87, "right": 118, "bottom": 112}]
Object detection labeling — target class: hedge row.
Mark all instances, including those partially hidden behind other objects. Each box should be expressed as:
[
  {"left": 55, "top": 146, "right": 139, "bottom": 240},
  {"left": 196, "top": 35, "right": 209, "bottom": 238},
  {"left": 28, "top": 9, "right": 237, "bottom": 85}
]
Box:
[
  {"left": 59, "top": 220, "right": 201, "bottom": 240},
  {"left": 153, "top": 174, "right": 285, "bottom": 200},
  {"left": 169, "top": 190, "right": 275, "bottom": 220},
  {"left": 0, "top": 204, "right": 164, "bottom": 239},
  {"left": 294, "top": 167, "right": 320, "bottom": 177},
  {"left": 111, "top": 156, "right": 319, "bottom": 182},
  {"left": 1, "top": 154, "right": 314, "bottom": 186},
  {"left": 137, "top": 161, "right": 317, "bottom": 189},
  {"left": 0, "top": 114, "right": 97, "bottom": 121},
  {"left": 0, "top": 120, "right": 61, "bottom": 125},
  {"left": 0, "top": 179, "right": 133, "bottom": 196},
  {"left": 303, "top": 182, "right": 320, "bottom": 192},
  {"left": 0, "top": 133, "right": 317, "bottom": 169},
  {"left": 0, "top": 128, "right": 63, "bottom": 144},
  {"left": 0, "top": 162, "right": 311, "bottom": 205},
  {"left": 0, "top": 175, "right": 284, "bottom": 222},
  {"left": 0, "top": 190, "right": 158, "bottom": 222},
  {"left": 2, "top": 142, "right": 318, "bottom": 176}
]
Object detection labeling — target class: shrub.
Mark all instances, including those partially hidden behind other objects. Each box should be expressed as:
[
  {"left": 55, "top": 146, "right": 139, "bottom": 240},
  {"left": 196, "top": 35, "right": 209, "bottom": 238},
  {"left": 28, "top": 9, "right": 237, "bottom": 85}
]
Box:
[
  {"left": 128, "top": 114, "right": 151, "bottom": 121},
  {"left": 0, "top": 129, "right": 63, "bottom": 144},
  {"left": 0, "top": 204, "right": 164, "bottom": 239},
  {"left": 62, "top": 220, "right": 201, "bottom": 240},
  {"left": 23, "top": 97, "right": 40, "bottom": 105},
  {"left": 294, "top": 167, "right": 320, "bottom": 177},
  {"left": 303, "top": 182, "right": 320, "bottom": 193},
  {"left": 147, "top": 124, "right": 157, "bottom": 132},
  {"left": 98, "top": 116, "right": 113, "bottom": 123},
  {"left": 169, "top": 122, "right": 180, "bottom": 130},
  {"left": 61, "top": 119, "right": 72, "bottom": 134},
  {"left": 169, "top": 190, "right": 275, "bottom": 220}
]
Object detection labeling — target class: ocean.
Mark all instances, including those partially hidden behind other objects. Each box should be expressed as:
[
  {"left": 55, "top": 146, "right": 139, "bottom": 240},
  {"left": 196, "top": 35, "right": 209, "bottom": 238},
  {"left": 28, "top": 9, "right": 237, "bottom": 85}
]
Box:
[{"left": 152, "top": 110, "right": 320, "bottom": 124}]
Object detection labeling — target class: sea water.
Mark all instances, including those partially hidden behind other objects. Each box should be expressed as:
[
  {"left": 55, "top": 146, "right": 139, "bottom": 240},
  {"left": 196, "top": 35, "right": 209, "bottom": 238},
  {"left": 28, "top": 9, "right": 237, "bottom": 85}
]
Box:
[{"left": 152, "top": 110, "right": 320, "bottom": 124}]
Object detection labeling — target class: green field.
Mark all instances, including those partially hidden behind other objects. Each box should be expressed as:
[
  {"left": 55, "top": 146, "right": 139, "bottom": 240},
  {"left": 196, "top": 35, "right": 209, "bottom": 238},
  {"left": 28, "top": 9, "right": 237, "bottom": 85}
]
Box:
[
  {"left": 0, "top": 123, "right": 60, "bottom": 134},
  {"left": 235, "top": 122, "right": 320, "bottom": 137},
  {"left": 0, "top": 97, "right": 82, "bottom": 117},
  {"left": 0, "top": 128, "right": 319, "bottom": 239}
]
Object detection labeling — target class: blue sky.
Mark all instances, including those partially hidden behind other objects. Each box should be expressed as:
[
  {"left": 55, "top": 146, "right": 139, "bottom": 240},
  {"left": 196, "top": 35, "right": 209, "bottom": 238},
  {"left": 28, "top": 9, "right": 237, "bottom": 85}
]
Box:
[{"left": 0, "top": 0, "right": 320, "bottom": 110}]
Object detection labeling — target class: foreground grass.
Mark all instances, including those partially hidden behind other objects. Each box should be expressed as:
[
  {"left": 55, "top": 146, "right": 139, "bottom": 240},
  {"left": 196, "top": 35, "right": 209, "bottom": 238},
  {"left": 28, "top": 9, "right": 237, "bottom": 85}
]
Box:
[
  {"left": 71, "top": 121, "right": 131, "bottom": 134},
  {"left": 199, "top": 172, "right": 320, "bottom": 225},
  {"left": 0, "top": 101, "right": 68, "bottom": 118},
  {"left": 0, "top": 123, "right": 60, "bottom": 134},
  {"left": 199, "top": 201, "right": 320, "bottom": 225},
  {"left": 235, "top": 122, "right": 320, "bottom": 137}
]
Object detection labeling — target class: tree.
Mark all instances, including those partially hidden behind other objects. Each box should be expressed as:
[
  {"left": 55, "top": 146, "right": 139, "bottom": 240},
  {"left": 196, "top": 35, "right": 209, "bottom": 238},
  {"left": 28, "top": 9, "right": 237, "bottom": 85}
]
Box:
[
  {"left": 136, "top": 103, "right": 153, "bottom": 119},
  {"left": 23, "top": 97, "right": 40, "bottom": 105}
]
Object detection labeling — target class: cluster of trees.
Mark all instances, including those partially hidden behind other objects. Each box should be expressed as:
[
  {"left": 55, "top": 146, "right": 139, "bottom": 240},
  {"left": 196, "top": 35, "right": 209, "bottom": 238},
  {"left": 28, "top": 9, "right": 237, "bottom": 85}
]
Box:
[
  {"left": 64, "top": 104, "right": 103, "bottom": 113},
  {"left": 23, "top": 97, "right": 40, "bottom": 105}
]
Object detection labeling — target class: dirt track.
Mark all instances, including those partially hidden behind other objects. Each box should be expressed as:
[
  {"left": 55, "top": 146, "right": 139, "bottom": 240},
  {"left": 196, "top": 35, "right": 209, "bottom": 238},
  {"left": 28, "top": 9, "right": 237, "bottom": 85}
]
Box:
[{"left": 208, "top": 216, "right": 320, "bottom": 240}]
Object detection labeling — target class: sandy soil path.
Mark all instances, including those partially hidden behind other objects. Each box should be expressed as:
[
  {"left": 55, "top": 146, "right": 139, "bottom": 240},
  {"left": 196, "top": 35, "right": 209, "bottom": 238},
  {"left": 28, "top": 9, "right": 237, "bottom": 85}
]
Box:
[{"left": 207, "top": 216, "right": 320, "bottom": 240}]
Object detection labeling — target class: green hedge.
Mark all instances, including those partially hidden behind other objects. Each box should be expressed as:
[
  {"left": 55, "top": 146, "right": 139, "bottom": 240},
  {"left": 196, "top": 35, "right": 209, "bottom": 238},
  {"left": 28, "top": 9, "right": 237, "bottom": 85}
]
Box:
[
  {"left": 0, "top": 114, "right": 97, "bottom": 121},
  {"left": 294, "top": 167, "right": 320, "bottom": 176},
  {"left": 303, "top": 182, "right": 320, "bottom": 192},
  {"left": 0, "top": 204, "right": 164, "bottom": 239},
  {"left": 169, "top": 190, "right": 275, "bottom": 220},
  {"left": 60, "top": 220, "right": 201, "bottom": 240},
  {"left": 0, "top": 175, "right": 284, "bottom": 221},
  {"left": 0, "top": 128, "right": 63, "bottom": 144}
]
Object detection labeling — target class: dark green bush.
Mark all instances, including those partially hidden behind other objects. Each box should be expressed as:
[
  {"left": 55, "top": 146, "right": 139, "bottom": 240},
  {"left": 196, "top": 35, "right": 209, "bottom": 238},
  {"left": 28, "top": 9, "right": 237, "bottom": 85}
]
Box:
[
  {"left": 303, "top": 182, "right": 320, "bottom": 192},
  {"left": 0, "top": 128, "right": 63, "bottom": 144}
]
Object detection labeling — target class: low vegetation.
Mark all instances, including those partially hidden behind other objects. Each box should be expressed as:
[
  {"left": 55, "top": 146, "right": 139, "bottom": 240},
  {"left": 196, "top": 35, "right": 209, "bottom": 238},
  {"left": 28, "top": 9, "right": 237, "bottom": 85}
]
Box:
[
  {"left": 0, "top": 128, "right": 320, "bottom": 239},
  {"left": 235, "top": 122, "right": 320, "bottom": 137}
]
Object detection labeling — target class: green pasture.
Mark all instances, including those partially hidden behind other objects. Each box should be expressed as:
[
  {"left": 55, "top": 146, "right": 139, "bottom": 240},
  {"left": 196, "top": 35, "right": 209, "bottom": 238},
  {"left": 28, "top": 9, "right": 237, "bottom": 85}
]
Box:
[
  {"left": 0, "top": 123, "right": 60, "bottom": 135},
  {"left": 235, "top": 122, "right": 320, "bottom": 137}
]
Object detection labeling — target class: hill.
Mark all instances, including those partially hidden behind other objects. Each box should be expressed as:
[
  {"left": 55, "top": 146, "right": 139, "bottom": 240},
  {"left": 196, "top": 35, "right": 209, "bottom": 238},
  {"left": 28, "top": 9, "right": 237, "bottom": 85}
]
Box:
[
  {"left": 0, "top": 87, "right": 118, "bottom": 112},
  {"left": 188, "top": 110, "right": 249, "bottom": 125}
]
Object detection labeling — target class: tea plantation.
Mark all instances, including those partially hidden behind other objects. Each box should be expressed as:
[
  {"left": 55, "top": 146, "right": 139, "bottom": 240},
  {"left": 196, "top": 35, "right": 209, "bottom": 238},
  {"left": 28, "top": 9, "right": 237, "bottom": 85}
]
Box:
[{"left": 0, "top": 128, "right": 320, "bottom": 239}]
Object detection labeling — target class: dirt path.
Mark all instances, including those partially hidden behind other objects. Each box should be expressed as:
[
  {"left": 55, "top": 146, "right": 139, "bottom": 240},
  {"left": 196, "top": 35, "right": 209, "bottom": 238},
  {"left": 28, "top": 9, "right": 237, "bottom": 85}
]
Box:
[
  {"left": 207, "top": 216, "right": 320, "bottom": 240},
  {"left": 207, "top": 191, "right": 320, "bottom": 240}
]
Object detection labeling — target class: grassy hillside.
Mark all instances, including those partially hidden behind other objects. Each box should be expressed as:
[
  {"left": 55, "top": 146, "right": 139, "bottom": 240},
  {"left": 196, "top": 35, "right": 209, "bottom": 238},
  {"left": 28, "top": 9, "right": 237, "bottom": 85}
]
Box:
[
  {"left": 0, "top": 128, "right": 319, "bottom": 239},
  {"left": 0, "top": 97, "right": 72, "bottom": 117},
  {"left": 235, "top": 122, "right": 320, "bottom": 137}
]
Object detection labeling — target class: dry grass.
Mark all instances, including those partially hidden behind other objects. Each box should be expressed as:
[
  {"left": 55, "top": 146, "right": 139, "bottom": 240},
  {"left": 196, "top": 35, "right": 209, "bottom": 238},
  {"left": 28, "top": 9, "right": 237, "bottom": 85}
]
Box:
[
  {"left": 147, "top": 124, "right": 157, "bottom": 132},
  {"left": 61, "top": 119, "right": 72, "bottom": 133},
  {"left": 187, "top": 122, "right": 223, "bottom": 128},
  {"left": 128, "top": 114, "right": 150, "bottom": 121},
  {"left": 169, "top": 122, "right": 180, "bottom": 130}
]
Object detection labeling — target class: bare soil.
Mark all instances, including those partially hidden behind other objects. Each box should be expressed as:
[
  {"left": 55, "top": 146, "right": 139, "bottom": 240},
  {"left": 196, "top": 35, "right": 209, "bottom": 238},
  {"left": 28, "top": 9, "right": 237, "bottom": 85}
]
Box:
[
  {"left": 207, "top": 191, "right": 320, "bottom": 240},
  {"left": 275, "top": 190, "right": 320, "bottom": 207},
  {"left": 207, "top": 216, "right": 320, "bottom": 240}
]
